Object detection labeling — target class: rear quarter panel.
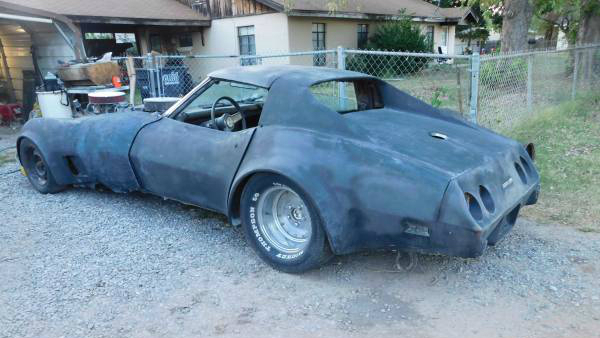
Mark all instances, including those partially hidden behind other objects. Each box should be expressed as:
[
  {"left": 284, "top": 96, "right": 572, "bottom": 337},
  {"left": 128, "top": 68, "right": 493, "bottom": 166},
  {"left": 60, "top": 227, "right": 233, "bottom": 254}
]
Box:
[{"left": 232, "top": 126, "right": 451, "bottom": 255}]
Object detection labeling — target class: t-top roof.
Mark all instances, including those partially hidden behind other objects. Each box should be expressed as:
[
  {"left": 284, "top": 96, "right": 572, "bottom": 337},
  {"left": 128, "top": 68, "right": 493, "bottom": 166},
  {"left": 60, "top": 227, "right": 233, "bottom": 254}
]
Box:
[{"left": 208, "top": 65, "right": 373, "bottom": 88}]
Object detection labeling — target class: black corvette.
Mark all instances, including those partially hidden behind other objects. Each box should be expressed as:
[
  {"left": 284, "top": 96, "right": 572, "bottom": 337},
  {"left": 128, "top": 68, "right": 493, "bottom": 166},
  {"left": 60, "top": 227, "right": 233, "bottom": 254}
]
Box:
[{"left": 17, "top": 65, "right": 540, "bottom": 273}]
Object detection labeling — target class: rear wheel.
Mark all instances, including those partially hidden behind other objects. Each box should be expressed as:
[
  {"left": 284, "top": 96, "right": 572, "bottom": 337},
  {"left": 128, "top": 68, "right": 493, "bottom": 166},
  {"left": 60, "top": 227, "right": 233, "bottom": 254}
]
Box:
[
  {"left": 241, "top": 174, "right": 331, "bottom": 273},
  {"left": 19, "top": 139, "right": 64, "bottom": 194}
]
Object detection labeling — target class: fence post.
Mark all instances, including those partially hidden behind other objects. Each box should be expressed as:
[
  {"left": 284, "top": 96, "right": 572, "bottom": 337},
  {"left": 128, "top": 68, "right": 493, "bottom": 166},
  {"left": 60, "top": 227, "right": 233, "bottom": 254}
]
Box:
[
  {"left": 527, "top": 54, "right": 533, "bottom": 112},
  {"left": 146, "top": 53, "right": 157, "bottom": 98},
  {"left": 572, "top": 49, "right": 579, "bottom": 100},
  {"left": 469, "top": 53, "right": 480, "bottom": 124},
  {"left": 337, "top": 46, "right": 346, "bottom": 70},
  {"left": 156, "top": 55, "right": 163, "bottom": 97},
  {"left": 337, "top": 46, "right": 347, "bottom": 110}
]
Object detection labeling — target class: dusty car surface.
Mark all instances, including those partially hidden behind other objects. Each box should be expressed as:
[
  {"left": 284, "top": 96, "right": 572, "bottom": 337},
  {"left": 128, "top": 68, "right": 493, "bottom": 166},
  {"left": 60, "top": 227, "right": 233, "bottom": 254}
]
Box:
[{"left": 17, "top": 65, "right": 540, "bottom": 273}]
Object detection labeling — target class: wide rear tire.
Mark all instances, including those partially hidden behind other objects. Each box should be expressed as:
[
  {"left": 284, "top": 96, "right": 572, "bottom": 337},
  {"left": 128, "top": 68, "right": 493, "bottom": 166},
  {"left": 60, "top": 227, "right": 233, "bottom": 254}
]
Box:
[
  {"left": 241, "top": 174, "right": 332, "bottom": 273},
  {"left": 19, "top": 138, "right": 65, "bottom": 194}
]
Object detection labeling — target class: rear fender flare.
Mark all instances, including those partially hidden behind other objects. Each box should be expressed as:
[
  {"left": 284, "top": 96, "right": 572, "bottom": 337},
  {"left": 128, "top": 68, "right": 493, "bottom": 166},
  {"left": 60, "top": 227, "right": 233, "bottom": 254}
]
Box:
[{"left": 228, "top": 167, "right": 343, "bottom": 254}]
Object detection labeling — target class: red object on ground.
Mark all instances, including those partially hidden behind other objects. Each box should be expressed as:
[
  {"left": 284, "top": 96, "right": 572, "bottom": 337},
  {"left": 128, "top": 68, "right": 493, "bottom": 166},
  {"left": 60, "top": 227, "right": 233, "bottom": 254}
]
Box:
[
  {"left": 0, "top": 104, "right": 22, "bottom": 123},
  {"left": 112, "top": 75, "right": 122, "bottom": 88}
]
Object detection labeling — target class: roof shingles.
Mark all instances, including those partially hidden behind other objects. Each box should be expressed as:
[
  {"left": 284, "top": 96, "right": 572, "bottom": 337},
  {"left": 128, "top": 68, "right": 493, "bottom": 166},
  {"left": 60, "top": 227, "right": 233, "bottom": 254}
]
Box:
[
  {"left": 271, "top": 0, "right": 469, "bottom": 20},
  {"left": 2, "top": 0, "right": 207, "bottom": 21}
]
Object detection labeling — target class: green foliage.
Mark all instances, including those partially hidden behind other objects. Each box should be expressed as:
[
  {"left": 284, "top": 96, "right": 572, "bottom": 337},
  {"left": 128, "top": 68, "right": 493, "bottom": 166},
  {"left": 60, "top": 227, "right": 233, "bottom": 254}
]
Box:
[
  {"left": 430, "top": 87, "right": 449, "bottom": 107},
  {"left": 456, "top": 26, "right": 491, "bottom": 43},
  {"left": 367, "top": 17, "right": 432, "bottom": 53},
  {"left": 507, "top": 92, "right": 600, "bottom": 229},
  {"left": 346, "top": 15, "right": 432, "bottom": 77},
  {"left": 480, "top": 58, "right": 528, "bottom": 88}
]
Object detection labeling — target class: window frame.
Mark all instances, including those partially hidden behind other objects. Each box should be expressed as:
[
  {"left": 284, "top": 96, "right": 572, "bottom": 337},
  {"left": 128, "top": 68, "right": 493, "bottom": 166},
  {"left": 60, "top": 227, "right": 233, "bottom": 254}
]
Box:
[
  {"left": 312, "top": 23, "right": 327, "bottom": 66},
  {"left": 357, "top": 24, "right": 369, "bottom": 50},
  {"left": 425, "top": 25, "right": 434, "bottom": 49},
  {"left": 238, "top": 25, "right": 257, "bottom": 66}
]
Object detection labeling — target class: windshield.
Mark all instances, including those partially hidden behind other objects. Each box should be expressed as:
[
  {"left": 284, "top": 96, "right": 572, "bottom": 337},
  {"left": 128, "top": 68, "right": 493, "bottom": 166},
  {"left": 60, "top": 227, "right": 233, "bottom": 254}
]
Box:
[{"left": 181, "top": 80, "right": 268, "bottom": 114}]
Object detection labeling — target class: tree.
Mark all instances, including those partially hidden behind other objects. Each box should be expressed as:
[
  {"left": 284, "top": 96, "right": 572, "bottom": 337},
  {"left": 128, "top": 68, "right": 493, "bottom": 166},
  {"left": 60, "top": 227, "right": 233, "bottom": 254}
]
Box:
[
  {"left": 577, "top": 0, "right": 600, "bottom": 44},
  {"left": 500, "top": 0, "right": 535, "bottom": 51},
  {"left": 533, "top": 0, "right": 580, "bottom": 47}
]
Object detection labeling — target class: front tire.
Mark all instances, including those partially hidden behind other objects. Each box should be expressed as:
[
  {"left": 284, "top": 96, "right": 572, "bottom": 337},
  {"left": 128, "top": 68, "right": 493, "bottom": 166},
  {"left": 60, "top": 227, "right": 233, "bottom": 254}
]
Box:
[
  {"left": 19, "top": 138, "right": 65, "bottom": 194},
  {"left": 241, "top": 174, "right": 331, "bottom": 273}
]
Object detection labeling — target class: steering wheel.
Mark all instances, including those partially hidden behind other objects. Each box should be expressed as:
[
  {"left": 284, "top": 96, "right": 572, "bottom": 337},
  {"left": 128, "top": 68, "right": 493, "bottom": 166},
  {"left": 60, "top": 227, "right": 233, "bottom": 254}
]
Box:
[{"left": 210, "top": 96, "right": 246, "bottom": 131}]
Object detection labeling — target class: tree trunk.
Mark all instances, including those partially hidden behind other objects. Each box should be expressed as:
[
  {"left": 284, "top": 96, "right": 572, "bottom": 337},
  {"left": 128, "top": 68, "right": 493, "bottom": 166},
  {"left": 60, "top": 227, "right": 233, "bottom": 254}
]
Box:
[
  {"left": 576, "top": 0, "right": 600, "bottom": 84},
  {"left": 501, "top": 0, "right": 534, "bottom": 52},
  {"left": 577, "top": 0, "right": 600, "bottom": 45}
]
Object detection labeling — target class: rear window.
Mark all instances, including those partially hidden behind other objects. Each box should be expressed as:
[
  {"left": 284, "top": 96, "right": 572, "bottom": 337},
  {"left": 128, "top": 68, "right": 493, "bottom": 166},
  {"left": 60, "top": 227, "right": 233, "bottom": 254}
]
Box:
[{"left": 310, "top": 79, "right": 383, "bottom": 114}]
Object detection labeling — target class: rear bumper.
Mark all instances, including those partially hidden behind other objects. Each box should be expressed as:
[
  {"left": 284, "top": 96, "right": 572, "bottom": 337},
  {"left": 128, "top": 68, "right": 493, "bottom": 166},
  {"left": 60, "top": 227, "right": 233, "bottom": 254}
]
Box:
[{"left": 425, "top": 182, "right": 540, "bottom": 258}]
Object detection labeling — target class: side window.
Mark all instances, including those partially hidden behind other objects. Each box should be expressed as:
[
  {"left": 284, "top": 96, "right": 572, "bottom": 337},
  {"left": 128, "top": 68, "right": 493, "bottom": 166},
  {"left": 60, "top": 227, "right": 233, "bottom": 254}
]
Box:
[
  {"left": 181, "top": 80, "right": 267, "bottom": 115},
  {"left": 310, "top": 79, "right": 383, "bottom": 114}
]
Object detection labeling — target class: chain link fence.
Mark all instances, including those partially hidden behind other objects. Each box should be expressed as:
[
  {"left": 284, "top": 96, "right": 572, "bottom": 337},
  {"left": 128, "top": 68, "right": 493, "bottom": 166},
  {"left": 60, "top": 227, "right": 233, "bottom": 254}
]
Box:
[
  {"left": 478, "top": 45, "right": 600, "bottom": 131},
  {"left": 344, "top": 50, "right": 472, "bottom": 118},
  {"left": 114, "top": 44, "right": 599, "bottom": 132}
]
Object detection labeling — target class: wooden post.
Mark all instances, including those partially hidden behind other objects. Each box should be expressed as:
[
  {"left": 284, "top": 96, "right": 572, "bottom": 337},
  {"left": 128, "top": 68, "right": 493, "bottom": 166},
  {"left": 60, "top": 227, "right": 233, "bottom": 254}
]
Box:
[
  {"left": 456, "top": 66, "right": 464, "bottom": 114},
  {"left": 0, "top": 38, "right": 17, "bottom": 103},
  {"left": 125, "top": 56, "right": 137, "bottom": 106}
]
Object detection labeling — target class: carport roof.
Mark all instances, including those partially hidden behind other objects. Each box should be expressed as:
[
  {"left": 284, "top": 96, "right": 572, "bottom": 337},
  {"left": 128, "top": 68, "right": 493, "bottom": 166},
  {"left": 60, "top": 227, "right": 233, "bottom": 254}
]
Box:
[{"left": 0, "top": 0, "right": 209, "bottom": 24}]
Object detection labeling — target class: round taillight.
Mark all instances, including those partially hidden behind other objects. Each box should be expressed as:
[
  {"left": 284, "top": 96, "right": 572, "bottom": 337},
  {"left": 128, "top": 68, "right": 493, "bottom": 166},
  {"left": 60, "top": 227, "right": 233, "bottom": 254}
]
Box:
[
  {"left": 479, "top": 185, "right": 495, "bottom": 213},
  {"left": 520, "top": 156, "right": 532, "bottom": 176},
  {"left": 514, "top": 162, "right": 528, "bottom": 184},
  {"left": 526, "top": 143, "right": 536, "bottom": 161},
  {"left": 465, "top": 192, "right": 483, "bottom": 221}
]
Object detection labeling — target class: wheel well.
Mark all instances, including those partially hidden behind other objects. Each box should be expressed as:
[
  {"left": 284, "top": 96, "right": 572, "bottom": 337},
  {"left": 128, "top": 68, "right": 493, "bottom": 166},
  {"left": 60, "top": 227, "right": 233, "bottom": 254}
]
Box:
[
  {"left": 15, "top": 136, "right": 27, "bottom": 163},
  {"left": 228, "top": 171, "right": 336, "bottom": 253},
  {"left": 228, "top": 174, "right": 254, "bottom": 226}
]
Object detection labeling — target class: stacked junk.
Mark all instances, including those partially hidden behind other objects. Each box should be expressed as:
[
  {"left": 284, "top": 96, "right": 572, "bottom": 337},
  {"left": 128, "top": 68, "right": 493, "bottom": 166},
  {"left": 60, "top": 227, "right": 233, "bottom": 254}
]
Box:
[{"left": 30, "top": 53, "right": 179, "bottom": 121}]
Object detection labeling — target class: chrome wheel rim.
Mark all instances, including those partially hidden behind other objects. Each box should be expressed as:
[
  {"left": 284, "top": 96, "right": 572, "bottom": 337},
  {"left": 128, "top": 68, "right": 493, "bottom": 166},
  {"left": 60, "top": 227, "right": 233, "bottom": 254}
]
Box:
[{"left": 257, "top": 186, "right": 312, "bottom": 254}]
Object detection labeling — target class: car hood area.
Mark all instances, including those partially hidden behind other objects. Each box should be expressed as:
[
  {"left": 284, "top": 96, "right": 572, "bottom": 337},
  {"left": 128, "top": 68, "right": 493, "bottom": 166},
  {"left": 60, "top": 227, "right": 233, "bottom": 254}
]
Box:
[{"left": 344, "top": 108, "right": 522, "bottom": 177}]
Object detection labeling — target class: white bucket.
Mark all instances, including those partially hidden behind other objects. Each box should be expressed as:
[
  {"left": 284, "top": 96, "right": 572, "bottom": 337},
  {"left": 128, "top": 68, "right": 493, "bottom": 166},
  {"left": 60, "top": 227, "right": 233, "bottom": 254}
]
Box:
[{"left": 37, "top": 91, "right": 72, "bottom": 119}]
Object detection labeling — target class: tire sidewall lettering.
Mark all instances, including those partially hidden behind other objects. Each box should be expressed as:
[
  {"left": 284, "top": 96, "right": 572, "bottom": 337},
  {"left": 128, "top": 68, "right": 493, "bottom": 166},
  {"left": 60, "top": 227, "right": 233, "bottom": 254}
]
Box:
[{"left": 247, "top": 181, "right": 308, "bottom": 262}]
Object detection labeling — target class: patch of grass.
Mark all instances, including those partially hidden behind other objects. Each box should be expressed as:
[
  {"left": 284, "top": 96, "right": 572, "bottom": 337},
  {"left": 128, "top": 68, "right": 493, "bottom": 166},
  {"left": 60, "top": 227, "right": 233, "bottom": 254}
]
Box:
[{"left": 506, "top": 91, "right": 600, "bottom": 230}]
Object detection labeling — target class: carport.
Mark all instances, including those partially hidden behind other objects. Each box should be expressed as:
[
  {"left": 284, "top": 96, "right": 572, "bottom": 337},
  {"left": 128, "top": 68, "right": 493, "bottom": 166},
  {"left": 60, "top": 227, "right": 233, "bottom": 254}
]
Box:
[{"left": 0, "top": 1, "right": 85, "bottom": 113}]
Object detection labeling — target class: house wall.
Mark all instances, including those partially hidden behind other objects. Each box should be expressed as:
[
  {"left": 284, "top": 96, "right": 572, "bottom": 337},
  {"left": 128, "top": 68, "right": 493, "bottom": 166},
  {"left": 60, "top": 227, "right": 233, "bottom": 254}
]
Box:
[
  {"left": 430, "top": 24, "right": 455, "bottom": 55},
  {"left": 287, "top": 17, "right": 457, "bottom": 66},
  {"left": 287, "top": 16, "right": 379, "bottom": 66},
  {"left": 180, "top": 13, "right": 461, "bottom": 79},
  {"left": 29, "top": 23, "right": 76, "bottom": 76},
  {"left": 189, "top": 12, "right": 289, "bottom": 79},
  {"left": 0, "top": 24, "right": 33, "bottom": 103}
]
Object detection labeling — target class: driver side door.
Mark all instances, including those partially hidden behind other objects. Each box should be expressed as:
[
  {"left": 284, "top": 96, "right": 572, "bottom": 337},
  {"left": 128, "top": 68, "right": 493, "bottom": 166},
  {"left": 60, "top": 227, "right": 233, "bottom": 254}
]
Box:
[{"left": 129, "top": 82, "right": 260, "bottom": 214}]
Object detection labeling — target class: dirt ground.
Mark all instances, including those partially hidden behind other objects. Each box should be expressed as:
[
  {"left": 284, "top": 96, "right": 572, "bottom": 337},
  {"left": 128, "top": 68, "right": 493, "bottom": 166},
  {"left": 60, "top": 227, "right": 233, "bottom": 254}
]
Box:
[{"left": 1, "top": 130, "right": 599, "bottom": 338}]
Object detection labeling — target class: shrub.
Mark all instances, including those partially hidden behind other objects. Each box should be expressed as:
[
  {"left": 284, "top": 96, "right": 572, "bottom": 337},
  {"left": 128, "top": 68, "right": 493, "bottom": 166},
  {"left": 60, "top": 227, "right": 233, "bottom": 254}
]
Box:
[
  {"left": 480, "top": 58, "right": 528, "bottom": 89},
  {"left": 346, "top": 16, "right": 431, "bottom": 77}
]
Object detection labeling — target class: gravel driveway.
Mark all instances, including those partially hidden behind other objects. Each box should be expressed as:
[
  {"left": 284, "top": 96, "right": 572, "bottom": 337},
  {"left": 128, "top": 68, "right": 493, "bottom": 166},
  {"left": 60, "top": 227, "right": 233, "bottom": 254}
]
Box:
[{"left": 1, "top": 131, "right": 599, "bottom": 338}]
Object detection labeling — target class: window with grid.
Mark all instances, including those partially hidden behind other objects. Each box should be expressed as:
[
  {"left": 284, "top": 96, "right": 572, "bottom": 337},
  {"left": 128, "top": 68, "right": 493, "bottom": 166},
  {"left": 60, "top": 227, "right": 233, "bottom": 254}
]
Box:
[
  {"left": 312, "top": 23, "right": 326, "bottom": 66},
  {"left": 426, "top": 25, "right": 434, "bottom": 49},
  {"left": 238, "top": 26, "right": 257, "bottom": 66},
  {"left": 357, "top": 24, "right": 369, "bottom": 49}
]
